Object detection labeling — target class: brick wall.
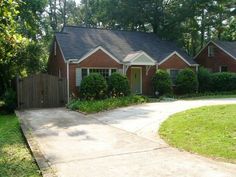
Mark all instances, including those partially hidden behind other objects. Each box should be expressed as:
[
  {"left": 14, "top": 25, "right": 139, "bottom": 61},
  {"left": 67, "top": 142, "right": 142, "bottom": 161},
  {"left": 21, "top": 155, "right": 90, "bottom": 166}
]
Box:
[
  {"left": 159, "top": 54, "right": 192, "bottom": 69},
  {"left": 48, "top": 40, "right": 67, "bottom": 78},
  {"left": 195, "top": 42, "right": 236, "bottom": 72}
]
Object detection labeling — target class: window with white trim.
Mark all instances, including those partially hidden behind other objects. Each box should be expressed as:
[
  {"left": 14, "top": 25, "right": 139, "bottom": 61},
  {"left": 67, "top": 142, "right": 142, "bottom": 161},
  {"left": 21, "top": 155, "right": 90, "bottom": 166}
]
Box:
[
  {"left": 169, "top": 69, "right": 180, "bottom": 84},
  {"left": 80, "top": 68, "right": 118, "bottom": 80},
  {"left": 220, "top": 66, "right": 228, "bottom": 72},
  {"left": 208, "top": 45, "right": 214, "bottom": 57}
]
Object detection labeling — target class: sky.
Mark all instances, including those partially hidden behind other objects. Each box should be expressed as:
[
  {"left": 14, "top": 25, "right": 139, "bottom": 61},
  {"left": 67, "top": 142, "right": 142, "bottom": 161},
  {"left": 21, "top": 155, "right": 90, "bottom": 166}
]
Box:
[{"left": 75, "top": 0, "right": 81, "bottom": 5}]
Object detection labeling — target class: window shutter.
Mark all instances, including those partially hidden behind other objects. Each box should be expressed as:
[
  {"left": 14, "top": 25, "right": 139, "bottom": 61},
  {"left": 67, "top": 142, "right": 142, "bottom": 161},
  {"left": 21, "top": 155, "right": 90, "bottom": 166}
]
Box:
[{"left": 76, "top": 68, "right": 82, "bottom": 86}]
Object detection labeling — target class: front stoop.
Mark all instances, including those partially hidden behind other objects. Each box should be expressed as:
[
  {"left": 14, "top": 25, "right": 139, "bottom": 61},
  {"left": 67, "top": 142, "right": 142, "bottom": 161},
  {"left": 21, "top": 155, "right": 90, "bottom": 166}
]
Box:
[{"left": 15, "top": 111, "right": 57, "bottom": 177}]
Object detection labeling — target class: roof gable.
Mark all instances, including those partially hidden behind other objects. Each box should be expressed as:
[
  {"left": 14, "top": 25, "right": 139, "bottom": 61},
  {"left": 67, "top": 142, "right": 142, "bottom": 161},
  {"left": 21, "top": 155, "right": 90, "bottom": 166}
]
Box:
[
  {"left": 159, "top": 52, "right": 196, "bottom": 66},
  {"left": 195, "top": 41, "right": 236, "bottom": 60},
  {"left": 124, "top": 51, "right": 156, "bottom": 65}
]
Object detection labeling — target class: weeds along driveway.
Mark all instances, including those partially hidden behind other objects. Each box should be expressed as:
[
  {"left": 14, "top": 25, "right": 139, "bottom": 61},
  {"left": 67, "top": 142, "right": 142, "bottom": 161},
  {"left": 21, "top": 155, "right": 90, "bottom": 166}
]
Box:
[{"left": 18, "top": 98, "right": 236, "bottom": 177}]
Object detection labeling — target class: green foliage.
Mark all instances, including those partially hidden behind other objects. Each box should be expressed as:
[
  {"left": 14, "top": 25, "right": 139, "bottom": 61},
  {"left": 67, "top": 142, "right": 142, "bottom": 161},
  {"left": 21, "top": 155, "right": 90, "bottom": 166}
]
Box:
[
  {"left": 80, "top": 73, "right": 108, "bottom": 100},
  {"left": 210, "top": 72, "right": 236, "bottom": 92},
  {"left": 108, "top": 73, "right": 130, "bottom": 97},
  {"left": 67, "top": 95, "right": 148, "bottom": 114},
  {"left": 0, "top": 115, "right": 41, "bottom": 176},
  {"left": 152, "top": 69, "right": 172, "bottom": 96},
  {"left": 197, "top": 67, "right": 212, "bottom": 93},
  {"left": 159, "top": 105, "right": 236, "bottom": 163},
  {"left": 2, "top": 89, "right": 17, "bottom": 113},
  {"left": 176, "top": 68, "right": 198, "bottom": 94}
]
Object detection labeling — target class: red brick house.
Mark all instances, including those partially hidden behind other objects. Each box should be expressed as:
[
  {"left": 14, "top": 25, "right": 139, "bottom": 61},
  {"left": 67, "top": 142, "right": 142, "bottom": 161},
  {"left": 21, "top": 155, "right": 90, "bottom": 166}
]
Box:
[
  {"left": 48, "top": 26, "right": 198, "bottom": 100},
  {"left": 195, "top": 41, "right": 236, "bottom": 72}
]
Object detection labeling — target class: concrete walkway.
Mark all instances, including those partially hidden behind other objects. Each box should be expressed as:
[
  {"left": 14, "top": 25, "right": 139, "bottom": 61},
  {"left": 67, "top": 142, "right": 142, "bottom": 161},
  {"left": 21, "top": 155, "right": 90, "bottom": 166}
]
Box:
[{"left": 18, "top": 99, "right": 236, "bottom": 177}]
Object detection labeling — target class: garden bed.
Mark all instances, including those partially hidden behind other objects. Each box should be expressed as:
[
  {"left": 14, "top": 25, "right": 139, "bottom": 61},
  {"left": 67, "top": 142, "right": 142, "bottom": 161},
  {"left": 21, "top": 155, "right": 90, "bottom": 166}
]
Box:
[
  {"left": 67, "top": 95, "right": 148, "bottom": 114},
  {"left": 159, "top": 105, "right": 236, "bottom": 163}
]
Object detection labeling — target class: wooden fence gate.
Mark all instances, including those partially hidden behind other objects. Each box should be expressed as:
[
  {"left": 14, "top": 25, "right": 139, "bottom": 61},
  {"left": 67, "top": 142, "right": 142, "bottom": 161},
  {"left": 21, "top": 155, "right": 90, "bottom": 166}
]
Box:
[{"left": 17, "top": 73, "right": 67, "bottom": 109}]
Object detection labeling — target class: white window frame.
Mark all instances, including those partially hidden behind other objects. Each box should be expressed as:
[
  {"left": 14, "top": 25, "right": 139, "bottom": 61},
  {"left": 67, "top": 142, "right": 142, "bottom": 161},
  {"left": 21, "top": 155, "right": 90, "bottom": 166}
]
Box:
[
  {"left": 76, "top": 67, "right": 119, "bottom": 86},
  {"left": 219, "top": 66, "right": 228, "bottom": 72},
  {"left": 168, "top": 69, "right": 181, "bottom": 85},
  {"left": 208, "top": 45, "right": 214, "bottom": 57}
]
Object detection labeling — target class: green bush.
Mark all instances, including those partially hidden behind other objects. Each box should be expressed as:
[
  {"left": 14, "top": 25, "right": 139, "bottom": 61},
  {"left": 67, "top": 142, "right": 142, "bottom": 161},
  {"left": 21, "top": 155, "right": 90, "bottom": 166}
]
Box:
[
  {"left": 197, "top": 67, "right": 212, "bottom": 93},
  {"left": 210, "top": 72, "right": 236, "bottom": 92},
  {"left": 3, "top": 88, "right": 17, "bottom": 113},
  {"left": 176, "top": 68, "right": 198, "bottom": 94},
  {"left": 152, "top": 69, "right": 172, "bottom": 96},
  {"left": 80, "top": 73, "right": 108, "bottom": 100},
  {"left": 108, "top": 72, "right": 130, "bottom": 97},
  {"left": 67, "top": 95, "right": 148, "bottom": 113}
]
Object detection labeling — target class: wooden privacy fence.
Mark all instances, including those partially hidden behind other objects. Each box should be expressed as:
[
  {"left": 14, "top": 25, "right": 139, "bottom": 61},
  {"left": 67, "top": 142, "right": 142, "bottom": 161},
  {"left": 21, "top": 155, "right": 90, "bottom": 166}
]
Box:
[{"left": 17, "top": 73, "right": 67, "bottom": 109}]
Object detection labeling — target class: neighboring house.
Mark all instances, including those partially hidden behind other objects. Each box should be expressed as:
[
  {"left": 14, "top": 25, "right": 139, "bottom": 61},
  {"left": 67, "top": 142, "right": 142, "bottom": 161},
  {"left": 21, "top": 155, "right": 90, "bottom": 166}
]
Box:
[
  {"left": 48, "top": 26, "right": 198, "bottom": 98},
  {"left": 195, "top": 41, "right": 236, "bottom": 72}
]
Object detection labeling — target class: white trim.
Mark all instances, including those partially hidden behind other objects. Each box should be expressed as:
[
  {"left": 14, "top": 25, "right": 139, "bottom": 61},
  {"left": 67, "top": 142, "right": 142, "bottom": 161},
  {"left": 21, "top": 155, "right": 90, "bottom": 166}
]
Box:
[
  {"left": 131, "top": 67, "right": 142, "bottom": 94},
  {"left": 55, "top": 38, "right": 67, "bottom": 63},
  {"left": 145, "top": 66, "right": 152, "bottom": 76},
  {"left": 194, "top": 41, "right": 236, "bottom": 60},
  {"left": 66, "top": 62, "right": 70, "bottom": 103},
  {"left": 219, "top": 65, "right": 228, "bottom": 72},
  {"left": 194, "top": 41, "right": 212, "bottom": 59},
  {"left": 158, "top": 51, "right": 192, "bottom": 66},
  {"left": 129, "top": 51, "right": 156, "bottom": 65},
  {"left": 69, "top": 46, "right": 121, "bottom": 64}
]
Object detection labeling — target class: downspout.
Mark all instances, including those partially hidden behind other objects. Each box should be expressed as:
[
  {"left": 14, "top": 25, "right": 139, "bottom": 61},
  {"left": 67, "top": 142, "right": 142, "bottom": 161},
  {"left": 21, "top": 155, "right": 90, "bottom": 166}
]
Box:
[
  {"left": 66, "top": 61, "right": 70, "bottom": 104},
  {"left": 196, "top": 65, "right": 199, "bottom": 72},
  {"left": 156, "top": 63, "right": 159, "bottom": 71}
]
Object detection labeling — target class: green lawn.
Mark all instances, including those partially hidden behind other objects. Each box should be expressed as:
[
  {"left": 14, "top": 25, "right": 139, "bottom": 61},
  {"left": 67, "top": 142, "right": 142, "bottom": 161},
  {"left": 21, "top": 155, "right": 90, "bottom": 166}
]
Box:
[
  {"left": 0, "top": 114, "right": 41, "bottom": 177},
  {"left": 159, "top": 105, "right": 236, "bottom": 163},
  {"left": 68, "top": 95, "right": 148, "bottom": 114},
  {"left": 178, "top": 92, "right": 236, "bottom": 100}
]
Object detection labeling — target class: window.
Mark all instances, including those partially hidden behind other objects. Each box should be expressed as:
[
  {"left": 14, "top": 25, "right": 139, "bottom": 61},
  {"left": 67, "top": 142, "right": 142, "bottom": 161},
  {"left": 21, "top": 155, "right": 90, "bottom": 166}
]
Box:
[
  {"left": 169, "top": 69, "right": 180, "bottom": 85},
  {"left": 111, "top": 69, "right": 117, "bottom": 74},
  {"left": 220, "top": 66, "right": 228, "bottom": 72},
  {"left": 208, "top": 45, "right": 214, "bottom": 57},
  {"left": 90, "top": 69, "right": 110, "bottom": 79},
  {"left": 78, "top": 68, "right": 118, "bottom": 85},
  {"left": 82, "top": 69, "right": 88, "bottom": 79}
]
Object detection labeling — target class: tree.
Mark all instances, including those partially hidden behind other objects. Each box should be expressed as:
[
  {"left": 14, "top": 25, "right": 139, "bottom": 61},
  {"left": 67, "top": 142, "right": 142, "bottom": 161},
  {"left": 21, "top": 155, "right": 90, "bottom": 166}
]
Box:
[{"left": 0, "top": 0, "right": 22, "bottom": 94}]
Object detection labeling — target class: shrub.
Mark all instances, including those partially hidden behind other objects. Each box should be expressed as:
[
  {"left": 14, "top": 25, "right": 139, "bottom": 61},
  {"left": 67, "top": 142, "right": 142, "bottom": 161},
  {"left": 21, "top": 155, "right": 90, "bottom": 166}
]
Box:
[
  {"left": 197, "top": 67, "right": 212, "bottom": 93},
  {"left": 152, "top": 69, "right": 172, "bottom": 96},
  {"left": 108, "top": 72, "right": 130, "bottom": 97},
  {"left": 80, "top": 73, "right": 108, "bottom": 100},
  {"left": 3, "top": 88, "right": 17, "bottom": 113},
  {"left": 210, "top": 72, "right": 236, "bottom": 92},
  {"left": 176, "top": 68, "right": 198, "bottom": 94},
  {"left": 67, "top": 95, "right": 148, "bottom": 113}
]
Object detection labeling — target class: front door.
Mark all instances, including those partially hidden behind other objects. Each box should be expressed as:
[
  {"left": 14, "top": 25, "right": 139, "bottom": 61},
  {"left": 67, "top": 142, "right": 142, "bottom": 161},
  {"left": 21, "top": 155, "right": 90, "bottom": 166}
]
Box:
[{"left": 131, "top": 67, "right": 142, "bottom": 94}]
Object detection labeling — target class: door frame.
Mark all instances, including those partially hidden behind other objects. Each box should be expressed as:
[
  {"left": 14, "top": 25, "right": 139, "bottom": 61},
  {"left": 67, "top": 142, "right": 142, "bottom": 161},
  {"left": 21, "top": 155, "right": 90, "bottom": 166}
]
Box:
[{"left": 131, "top": 67, "right": 142, "bottom": 94}]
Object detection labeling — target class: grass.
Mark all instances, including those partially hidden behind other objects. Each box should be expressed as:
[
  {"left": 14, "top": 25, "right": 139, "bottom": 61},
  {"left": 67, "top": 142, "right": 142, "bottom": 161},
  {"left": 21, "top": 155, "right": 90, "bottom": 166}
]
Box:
[
  {"left": 68, "top": 95, "right": 149, "bottom": 114},
  {"left": 0, "top": 114, "right": 41, "bottom": 177},
  {"left": 177, "top": 91, "right": 236, "bottom": 100},
  {"left": 159, "top": 104, "right": 236, "bottom": 163}
]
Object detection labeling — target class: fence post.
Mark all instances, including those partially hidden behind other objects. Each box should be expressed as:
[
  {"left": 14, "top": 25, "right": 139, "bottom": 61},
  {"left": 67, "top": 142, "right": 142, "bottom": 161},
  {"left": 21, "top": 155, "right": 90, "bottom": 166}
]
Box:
[{"left": 16, "top": 76, "right": 20, "bottom": 109}]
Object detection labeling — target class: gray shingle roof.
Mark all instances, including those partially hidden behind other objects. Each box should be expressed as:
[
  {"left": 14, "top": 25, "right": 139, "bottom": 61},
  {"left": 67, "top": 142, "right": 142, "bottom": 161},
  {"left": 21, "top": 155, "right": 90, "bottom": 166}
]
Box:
[
  {"left": 215, "top": 41, "right": 236, "bottom": 59},
  {"left": 56, "top": 26, "right": 196, "bottom": 64}
]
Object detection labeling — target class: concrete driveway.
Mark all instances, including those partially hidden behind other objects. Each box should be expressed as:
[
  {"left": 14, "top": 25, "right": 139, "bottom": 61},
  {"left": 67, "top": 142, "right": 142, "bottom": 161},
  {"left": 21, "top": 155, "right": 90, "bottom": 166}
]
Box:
[{"left": 18, "top": 99, "right": 236, "bottom": 177}]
